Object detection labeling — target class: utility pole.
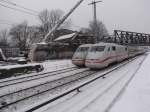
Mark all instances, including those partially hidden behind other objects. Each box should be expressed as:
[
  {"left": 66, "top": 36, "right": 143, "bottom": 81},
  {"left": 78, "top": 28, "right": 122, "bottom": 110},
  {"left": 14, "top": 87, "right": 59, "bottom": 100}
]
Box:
[{"left": 88, "top": 0, "right": 102, "bottom": 43}]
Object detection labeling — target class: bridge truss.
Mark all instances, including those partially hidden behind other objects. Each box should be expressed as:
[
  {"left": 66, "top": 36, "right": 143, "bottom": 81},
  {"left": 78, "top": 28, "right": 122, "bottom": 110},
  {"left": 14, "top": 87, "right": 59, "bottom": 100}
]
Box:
[{"left": 103, "top": 30, "right": 150, "bottom": 46}]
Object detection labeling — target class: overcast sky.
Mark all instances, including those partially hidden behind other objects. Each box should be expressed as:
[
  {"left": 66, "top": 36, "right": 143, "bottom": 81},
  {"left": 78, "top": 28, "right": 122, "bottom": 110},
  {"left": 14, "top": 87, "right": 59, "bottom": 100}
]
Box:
[{"left": 0, "top": 0, "right": 150, "bottom": 34}]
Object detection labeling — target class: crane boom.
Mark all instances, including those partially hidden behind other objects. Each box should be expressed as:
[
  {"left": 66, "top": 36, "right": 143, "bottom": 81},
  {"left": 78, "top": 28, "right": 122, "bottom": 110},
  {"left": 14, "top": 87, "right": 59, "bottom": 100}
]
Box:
[
  {"left": 29, "top": 0, "right": 85, "bottom": 61},
  {"left": 43, "top": 0, "right": 85, "bottom": 42}
]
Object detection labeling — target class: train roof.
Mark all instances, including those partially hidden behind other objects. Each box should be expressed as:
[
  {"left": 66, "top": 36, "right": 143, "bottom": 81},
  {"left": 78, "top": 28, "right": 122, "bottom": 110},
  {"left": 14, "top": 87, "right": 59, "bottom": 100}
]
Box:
[
  {"left": 93, "top": 42, "right": 117, "bottom": 46},
  {"left": 78, "top": 43, "right": 125, "bottom": 48},
  {"left": 79, "top": 44, "right": 93, "bottom": 47}
]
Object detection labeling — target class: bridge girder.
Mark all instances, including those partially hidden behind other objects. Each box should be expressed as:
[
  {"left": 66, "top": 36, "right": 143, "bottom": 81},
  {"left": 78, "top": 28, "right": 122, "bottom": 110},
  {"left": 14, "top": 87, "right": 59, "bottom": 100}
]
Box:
[{"left": 112, "top": 30, "right": 150, "bottom": 46}]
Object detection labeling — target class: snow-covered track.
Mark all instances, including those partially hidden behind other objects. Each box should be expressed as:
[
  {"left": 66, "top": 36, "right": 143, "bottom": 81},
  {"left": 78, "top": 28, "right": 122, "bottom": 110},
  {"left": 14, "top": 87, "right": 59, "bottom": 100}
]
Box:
[
  {"left": 26, "top": 55, "right": 147, "bottom": 112},
  {"left": 71, "top": 56, "right": 147, "bottom": 112},
  {"left": 0, "top": 67, "right": 78, "bottom": 88},
  {"left": 0, "top": 69, "right": 95, "bottom": 112},
  {"left": 0, "top": 55, "right": 146, "bottom": 112}
]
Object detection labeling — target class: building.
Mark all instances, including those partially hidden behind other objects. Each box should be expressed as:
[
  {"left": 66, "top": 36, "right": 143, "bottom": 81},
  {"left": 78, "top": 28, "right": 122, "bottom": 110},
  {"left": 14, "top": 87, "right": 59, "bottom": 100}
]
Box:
[{"left": 29, "top": 32, "right": 95, "bottom": 61}]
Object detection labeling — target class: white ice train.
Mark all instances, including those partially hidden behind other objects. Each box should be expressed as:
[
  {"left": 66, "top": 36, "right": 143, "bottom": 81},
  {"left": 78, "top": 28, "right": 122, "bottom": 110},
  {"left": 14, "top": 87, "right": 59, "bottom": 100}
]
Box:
[
  {"left": 72, "top": 43, "right": 145, "bottom": 69},
  {"left": 85, "top": 43, "right": 129, "bottom": 69},
  {"left": 86, "top": 43, "right": 145, "bottom": 69},
  {"left": 72, "top": 44, "right": 93, "bottom": 67}
]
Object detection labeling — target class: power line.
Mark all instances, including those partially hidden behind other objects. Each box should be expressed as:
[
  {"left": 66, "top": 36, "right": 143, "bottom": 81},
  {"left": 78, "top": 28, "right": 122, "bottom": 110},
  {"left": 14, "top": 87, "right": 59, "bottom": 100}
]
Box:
[
  {"left": 0, "top": 0, "right": 39, "bottom": 14},
  {"left": 0, "top": 2, "right": 38, "bottom": 16}
]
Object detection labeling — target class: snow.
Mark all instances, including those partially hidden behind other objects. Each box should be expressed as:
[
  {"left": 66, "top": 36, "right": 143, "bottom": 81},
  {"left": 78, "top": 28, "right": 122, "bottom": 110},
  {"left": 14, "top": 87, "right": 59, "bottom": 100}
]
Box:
[
  {"left": 0, "top": 59, "right": 81, "bottom": 112},
  {"left": 54, "top": 33, "right": 76, "bottom": 41},
  {"left": 0, "top": 63, "right": 40, "bottom": 70},
  {"left": 22, "top": 62, "right": 127, "bottom": 112},
  {"left": 109, "top": 52, "right": 150, "bottom": 112},
  {"left": 1, "top": 53, "right": 150, "bottom": 112},
  {"left": 34, "top": 55, "right": 146, "bottom": 112},
  {"left": 41, "top": 60, "right": 74, "bottom": 73},
  {"left": 0, "top": 60, "right": 77, "bottom": 96},
  {"left": 0, "top": 60, "right": 74, "bottom": 82},
  {"left": 0, "top": 68, "right": 87, "bottom": 97},
  {"left": 36, "top": 42, "right": 47, "bottom": 45}
]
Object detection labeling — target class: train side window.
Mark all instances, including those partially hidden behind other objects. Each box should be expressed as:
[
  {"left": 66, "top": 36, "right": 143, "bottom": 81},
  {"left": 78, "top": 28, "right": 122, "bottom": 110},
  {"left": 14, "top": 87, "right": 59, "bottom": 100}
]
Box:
[
  {"left": 112, "top": 46, "right": 116, "bottom": 51},
  {"left": 76, "top": 47, "right": 89, "bottom": 52},
  {"left": 90, "top": 46, "right": 105, "bottom": 52}
]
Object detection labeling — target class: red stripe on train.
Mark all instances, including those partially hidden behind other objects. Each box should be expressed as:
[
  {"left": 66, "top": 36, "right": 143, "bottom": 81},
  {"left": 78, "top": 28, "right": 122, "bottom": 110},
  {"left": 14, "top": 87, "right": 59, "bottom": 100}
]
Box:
[{"left": 85, "top": 55, "right": 122, "bottom": 64}]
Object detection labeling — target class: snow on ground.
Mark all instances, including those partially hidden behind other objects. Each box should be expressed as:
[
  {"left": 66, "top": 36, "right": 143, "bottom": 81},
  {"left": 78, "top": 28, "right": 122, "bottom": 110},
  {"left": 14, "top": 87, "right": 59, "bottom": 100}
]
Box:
[
  {"left": 35, "top": 55, "right": 146, "bottom": 112},
  {"left": 1, "top": 53, "right": 149, "bottom": 112},
  {"left": 41, "top": 59, "right": 75, "bottom": 73},
  {"left": 0, "top": 63, "right": 40, "bottom": 70},
  {"left": 0, "top": 68, "right": 87, "bottom": 96},
  {"left": 109, "top": 52, "right": 150, "bottom": 112},
  {"left": 0, "top": 59, "right": 75, "bottom": 82},
  {"left": 0, "top": 59, "right": 78, "bottom": 98}
]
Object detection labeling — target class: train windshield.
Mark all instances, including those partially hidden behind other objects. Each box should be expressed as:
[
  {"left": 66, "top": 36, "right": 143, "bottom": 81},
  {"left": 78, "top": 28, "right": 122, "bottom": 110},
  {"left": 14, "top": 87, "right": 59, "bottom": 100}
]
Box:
[
  {"left": 76, "top": 47, "right": 89, "bottom": 52},
  {"left": 90, "top": 46, "right": 105, "bottom": 52}
]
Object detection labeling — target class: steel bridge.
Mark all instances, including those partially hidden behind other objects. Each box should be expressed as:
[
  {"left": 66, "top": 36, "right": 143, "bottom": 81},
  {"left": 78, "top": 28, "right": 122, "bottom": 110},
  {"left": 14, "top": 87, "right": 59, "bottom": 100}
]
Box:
[{"left": 103, "top": 30, "right": 150, "bottom": 46}]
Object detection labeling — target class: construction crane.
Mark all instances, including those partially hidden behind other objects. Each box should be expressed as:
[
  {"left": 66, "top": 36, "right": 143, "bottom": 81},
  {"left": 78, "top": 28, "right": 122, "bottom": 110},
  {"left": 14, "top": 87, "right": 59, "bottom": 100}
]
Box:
[
  {"left": 29, "top": 0, "right": 85, "bottom": 61},
  {"left": 43, "top": 0, "right": 85, "bottom": 42}
]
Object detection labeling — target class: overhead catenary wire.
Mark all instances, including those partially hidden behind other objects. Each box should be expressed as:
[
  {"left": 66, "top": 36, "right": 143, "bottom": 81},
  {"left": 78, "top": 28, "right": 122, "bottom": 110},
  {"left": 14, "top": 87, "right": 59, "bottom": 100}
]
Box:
[
  {"left": 0, "top": 0, "right": 39, "bottom": 14},
  {"left": 0, "top": 2, "right": 38, "bottom": 16}
]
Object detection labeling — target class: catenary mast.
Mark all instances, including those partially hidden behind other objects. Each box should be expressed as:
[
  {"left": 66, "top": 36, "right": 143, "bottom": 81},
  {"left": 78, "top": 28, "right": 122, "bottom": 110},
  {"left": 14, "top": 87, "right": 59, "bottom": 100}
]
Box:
[{"left": 88, "top": 0, "right": 102, "bottom": 43}]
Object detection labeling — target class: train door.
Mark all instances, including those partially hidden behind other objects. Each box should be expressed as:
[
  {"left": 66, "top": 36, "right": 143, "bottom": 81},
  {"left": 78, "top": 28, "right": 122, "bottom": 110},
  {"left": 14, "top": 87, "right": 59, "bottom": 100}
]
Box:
[
  {"left": 116, "top": 46, "right": 122, "bottom": 62},
  {"left": 125, "top": 47, "right": 128, "bottom": 59},
  {"left": 111, "top": 46, "right": 117, "bottom": 62},
  {"left": 107, "top": 46, "right": 112, "bottom": 64}
]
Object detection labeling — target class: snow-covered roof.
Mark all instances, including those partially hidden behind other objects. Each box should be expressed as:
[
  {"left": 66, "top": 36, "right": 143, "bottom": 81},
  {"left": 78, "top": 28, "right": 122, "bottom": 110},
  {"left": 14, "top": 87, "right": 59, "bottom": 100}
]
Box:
[
  {"left": 54, "top": 33, "right": 76, "bottom": 41},
  {"left": 0, "top": 63, "right": 41, "bottom": 70}
]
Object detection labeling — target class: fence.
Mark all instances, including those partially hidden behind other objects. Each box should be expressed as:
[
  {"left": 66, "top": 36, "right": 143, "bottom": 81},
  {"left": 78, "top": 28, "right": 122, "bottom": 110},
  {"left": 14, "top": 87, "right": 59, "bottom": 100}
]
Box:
[{"left": 1, "top": 47, "right": 20, "bottom": 57}]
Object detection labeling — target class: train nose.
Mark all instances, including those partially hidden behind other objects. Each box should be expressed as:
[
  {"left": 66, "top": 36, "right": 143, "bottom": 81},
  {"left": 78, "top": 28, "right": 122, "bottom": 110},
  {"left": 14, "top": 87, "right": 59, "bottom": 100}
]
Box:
[
  {"left": 85, "top": 58, "right": 107, "bottom": 69},
  {"left": 72, "top": 55, "right": 85, "bottom": 67}
]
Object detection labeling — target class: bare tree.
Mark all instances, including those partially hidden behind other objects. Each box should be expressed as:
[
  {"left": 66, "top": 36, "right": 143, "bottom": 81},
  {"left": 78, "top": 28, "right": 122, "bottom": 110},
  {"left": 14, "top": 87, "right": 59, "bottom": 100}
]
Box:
[
  {"left": 81, "top": 20, "right": 109, "bottom": 42},
  {"left": 9, "top": 21, "right": 29, "bottom": 50},
  {"left": 38, "top": 9, "right": 71, "bottom": 36},
  {"left": 0, "top": 29, "right": 8, "bottom": 46},
  {"left": 27, "top": 26, "right": 43, "bottom": 46}
]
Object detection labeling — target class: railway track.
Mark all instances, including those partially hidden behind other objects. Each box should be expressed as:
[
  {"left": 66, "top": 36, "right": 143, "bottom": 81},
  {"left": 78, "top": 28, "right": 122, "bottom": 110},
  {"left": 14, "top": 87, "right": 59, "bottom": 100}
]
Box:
[
  {"left": 0, "top": 66, "right": 78, "bottom": 88},
  {"left": 0, "top": 68, "right": 94, "bottom": 112},
  {"left": 74, "top": 56, "right": 146, "bottom": 112},
  {"left": 26, "top": 55, "right": 146, "bottom": 112},
  {"left": 33, "top": 55, "right": 147, "bottom": 112},
  {"left": 0, "top": 55, "right": 146, "bottom": 112}
]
